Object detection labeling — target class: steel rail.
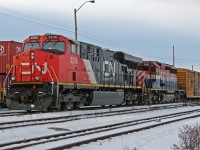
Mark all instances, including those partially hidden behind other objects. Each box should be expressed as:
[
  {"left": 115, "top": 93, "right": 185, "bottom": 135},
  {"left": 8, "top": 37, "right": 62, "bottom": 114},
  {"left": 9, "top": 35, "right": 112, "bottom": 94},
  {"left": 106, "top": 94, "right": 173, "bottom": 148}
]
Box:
[
  {"left": 0, "top": 104, "right": 187, "bottom": 130},
  {"left": 1, "top": 109, "right": 200, "bottom": 150}
]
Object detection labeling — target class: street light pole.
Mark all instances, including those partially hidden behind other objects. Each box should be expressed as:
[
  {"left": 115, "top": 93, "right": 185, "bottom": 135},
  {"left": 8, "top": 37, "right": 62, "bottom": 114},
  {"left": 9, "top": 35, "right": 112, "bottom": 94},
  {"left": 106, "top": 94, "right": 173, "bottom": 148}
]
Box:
[
  {"left": 74, "top": 0, "right": 95, "bottom": 40},
  {"left": 74, "top": 8, "right": 78, "bottom": 40}
]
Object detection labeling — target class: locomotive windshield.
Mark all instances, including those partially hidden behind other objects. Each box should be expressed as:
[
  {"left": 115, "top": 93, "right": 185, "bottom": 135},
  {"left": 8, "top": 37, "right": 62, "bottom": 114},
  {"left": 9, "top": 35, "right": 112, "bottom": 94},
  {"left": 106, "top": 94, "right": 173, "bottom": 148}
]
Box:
[
  {"left": 24, "top": 42, "right": 40, "bottom": 51},
  {"left": 43, "top": 41, "right": 65, "bottom": 51}
]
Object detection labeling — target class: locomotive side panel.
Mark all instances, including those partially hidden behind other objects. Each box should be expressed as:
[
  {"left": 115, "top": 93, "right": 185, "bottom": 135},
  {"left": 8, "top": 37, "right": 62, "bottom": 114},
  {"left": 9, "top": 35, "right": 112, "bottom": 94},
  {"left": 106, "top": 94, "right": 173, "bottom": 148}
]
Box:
[
  {"left": 80, "top": 42, "right": 137, "bottom": 87},
  {"left": 79, "top": 42, "right": 143, "bottom": 106},
  {"left": 80, "top": 42, "right": 100, "bottom": 84}
]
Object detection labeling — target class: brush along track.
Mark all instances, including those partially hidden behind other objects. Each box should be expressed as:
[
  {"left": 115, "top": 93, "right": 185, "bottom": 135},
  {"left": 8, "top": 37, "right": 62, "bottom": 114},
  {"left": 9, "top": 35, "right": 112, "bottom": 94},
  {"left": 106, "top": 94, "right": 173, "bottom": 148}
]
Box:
[
  {"left": 0, "top": 104, "right": 187, "bottom": 130},
  {"left": 1, "top": 109, "right": 200, "bottom": 150}
]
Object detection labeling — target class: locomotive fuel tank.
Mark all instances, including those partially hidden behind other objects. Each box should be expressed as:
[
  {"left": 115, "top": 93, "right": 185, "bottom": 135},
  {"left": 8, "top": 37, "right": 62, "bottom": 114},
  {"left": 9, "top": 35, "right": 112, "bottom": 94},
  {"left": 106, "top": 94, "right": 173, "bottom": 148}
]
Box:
[{"left": 91, "top": 91, "right": 124, "bottom": 106}]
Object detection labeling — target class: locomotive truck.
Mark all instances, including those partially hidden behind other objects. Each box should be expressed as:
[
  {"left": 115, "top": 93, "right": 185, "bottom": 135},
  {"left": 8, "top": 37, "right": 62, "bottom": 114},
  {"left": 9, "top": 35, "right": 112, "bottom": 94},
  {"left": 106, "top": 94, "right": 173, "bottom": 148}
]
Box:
[{"left": 5, "top": 34, "right": 182, "bottom": 111}]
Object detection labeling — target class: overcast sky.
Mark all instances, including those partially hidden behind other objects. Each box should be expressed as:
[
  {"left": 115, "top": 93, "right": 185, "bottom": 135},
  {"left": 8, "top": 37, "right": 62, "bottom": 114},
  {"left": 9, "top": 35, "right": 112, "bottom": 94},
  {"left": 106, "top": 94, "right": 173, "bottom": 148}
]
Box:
[{"left": 0, "top": 0, "right": 200, "bottom": 70}]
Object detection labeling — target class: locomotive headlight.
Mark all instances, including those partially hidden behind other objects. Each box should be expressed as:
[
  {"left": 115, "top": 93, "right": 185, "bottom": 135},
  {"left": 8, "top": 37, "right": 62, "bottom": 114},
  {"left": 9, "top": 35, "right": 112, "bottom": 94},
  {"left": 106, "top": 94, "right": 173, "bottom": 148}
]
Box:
[
  {"left": 35, "top": 76, "right": 40, "bottom": 81},
  {"left": 11, "top": 76, "right": 16, "bottom": 81},
  {"left": 30, "top": 52, "right": 35, "bottom": 59},
  {"left": 30, "top": 104, "right": 35, "bottom": 108}
]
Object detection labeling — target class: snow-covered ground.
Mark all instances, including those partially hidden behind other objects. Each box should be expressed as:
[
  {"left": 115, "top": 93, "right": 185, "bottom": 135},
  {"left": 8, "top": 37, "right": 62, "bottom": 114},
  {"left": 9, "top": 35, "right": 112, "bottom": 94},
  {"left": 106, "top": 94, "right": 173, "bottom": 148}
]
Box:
[
  {"left": 70, "top": 118, "right": 200, "bottom": 150},
  {"left": 1, "top": 104, "right": 200, "bottom": 150}
]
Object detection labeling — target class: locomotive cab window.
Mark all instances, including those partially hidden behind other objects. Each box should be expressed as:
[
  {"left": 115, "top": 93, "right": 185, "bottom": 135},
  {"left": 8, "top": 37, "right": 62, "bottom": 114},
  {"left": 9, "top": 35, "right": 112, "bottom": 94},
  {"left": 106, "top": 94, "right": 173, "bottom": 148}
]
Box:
[
  {"left": 69, "top": 43, "right": 77, "bottom": 54},
  {"left": 43, "top": 41, "right": 65, "bottom": 51},
  {"left": 24, "top": 42, "right": 40, "bottom": 51}
]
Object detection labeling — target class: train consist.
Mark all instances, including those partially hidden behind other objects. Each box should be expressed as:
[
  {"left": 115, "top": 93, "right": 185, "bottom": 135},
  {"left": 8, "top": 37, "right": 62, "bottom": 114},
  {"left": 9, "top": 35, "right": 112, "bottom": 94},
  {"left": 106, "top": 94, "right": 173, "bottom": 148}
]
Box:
[{"left": 2, "top": 34, "right": 200, "bottom": 111}]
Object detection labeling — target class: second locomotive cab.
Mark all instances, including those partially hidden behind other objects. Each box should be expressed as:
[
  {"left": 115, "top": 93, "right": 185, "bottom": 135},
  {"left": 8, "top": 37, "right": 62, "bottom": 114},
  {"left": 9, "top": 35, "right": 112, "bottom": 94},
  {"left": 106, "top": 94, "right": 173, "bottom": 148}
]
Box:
[{"left": 5, "top": 34, "right": 182, "bottom": 111}]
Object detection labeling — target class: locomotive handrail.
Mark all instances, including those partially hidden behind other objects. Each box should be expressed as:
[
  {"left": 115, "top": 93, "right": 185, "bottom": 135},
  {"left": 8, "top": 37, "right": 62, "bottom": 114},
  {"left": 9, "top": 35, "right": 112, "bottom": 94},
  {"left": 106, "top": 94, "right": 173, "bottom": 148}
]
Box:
[
  {"left": 47, "top": 69, "right": 54, "bottom": 83},
  {"left": 3, "top": 65, "right": 15, "bottom": 98},
  {"left": 3, "top": 65, "right": 15, "bottom": 87},
  {"left": 47, "top": 69, "right": 54, "bottom": 95},
  {"left": 48, "top": 65, "right": 58, "bottom": 82},
  {"left": 47, "top": 64, "right": 59, "bottom": 97}
]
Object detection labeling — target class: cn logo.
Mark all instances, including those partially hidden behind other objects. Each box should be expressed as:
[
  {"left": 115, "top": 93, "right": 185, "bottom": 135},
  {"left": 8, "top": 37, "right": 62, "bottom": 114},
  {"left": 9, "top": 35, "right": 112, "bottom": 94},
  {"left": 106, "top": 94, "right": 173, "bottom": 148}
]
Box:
[
  {"left": 16, "top": 47, "right": 21, "bottom": 53},
  {"left": 35, "top": 62, "right": 48, "bottom": 74},
  {"left": 0, "top": 45, "right": 4, "bottom": 54},
  {"left": 21, "top": 62, "right": 48, "bottom": 75}
]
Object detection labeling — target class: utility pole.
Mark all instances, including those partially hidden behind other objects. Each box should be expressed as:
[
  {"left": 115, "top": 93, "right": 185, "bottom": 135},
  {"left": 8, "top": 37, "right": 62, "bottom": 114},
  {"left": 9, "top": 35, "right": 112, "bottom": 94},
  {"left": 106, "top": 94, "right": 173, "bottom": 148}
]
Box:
[
  {"left": 74, "top": 8, "right": 78, "bottom": 40},
  {"left": 173, "top": 46, "right": 175, "bottom": 67}
]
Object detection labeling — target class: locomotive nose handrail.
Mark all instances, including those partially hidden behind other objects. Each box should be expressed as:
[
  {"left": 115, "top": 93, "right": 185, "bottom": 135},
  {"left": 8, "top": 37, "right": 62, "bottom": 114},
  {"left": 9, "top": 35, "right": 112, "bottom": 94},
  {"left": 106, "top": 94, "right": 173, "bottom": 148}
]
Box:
[
  {"left": 47, "top": 64, "right": 59, "bottom": 97},
  {"left": 3, "top": 65, "right": 15, "bottom": 99},
  {"left": 47, "top": 65, "right": 58, "bottom": 82},
  {"left": 3, "top": 65, "right": 15, "bottom": 88}
]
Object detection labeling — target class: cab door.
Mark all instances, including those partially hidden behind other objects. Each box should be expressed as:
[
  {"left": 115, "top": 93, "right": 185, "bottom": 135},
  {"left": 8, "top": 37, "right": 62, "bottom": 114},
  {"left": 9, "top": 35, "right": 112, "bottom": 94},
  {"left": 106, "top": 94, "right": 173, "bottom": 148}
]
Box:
[{"left": 69, "top": 41, "right": 80, "bottom": 83}]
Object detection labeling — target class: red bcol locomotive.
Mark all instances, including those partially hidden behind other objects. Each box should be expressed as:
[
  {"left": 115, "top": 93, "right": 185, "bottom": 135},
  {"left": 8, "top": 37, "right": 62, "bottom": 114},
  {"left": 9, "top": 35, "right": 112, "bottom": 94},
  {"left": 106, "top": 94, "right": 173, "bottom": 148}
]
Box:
[{"left": 6, "top": 34, "right": 182, "bottom": 110}]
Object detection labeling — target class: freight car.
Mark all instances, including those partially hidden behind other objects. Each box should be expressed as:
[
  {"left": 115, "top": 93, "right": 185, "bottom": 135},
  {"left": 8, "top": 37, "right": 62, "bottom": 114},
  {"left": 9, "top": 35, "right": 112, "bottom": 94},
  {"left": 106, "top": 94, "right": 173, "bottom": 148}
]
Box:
[
  {"left": 177, "top": 68, "right": 200, "bottom": 100},
  {"left": 0, "top": 41, "right": 23, "bottom": 107},
  {"left": 5, "top": 34, "right": 182, "bottom": 111}
]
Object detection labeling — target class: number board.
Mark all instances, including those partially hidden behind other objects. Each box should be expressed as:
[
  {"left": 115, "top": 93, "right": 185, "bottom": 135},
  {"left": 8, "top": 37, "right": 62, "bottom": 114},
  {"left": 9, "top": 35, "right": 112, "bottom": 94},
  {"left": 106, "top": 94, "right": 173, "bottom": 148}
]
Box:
[
  {"left": 48, "top": 35, "right": 58, "bottom": 39},
  {"left": 30, "top": 36, "right": 38, "bottom": 40}
]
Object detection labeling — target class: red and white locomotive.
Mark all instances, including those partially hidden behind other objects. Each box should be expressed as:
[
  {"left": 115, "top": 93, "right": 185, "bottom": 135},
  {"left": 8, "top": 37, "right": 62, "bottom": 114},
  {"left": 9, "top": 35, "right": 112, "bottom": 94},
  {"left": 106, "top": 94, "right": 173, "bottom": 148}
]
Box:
[
  {"left": 137, "top": 61, "right": 179, "bottom": 103},
  {"left": 6, "top": 34, "right": 181, "bottom": 110}
]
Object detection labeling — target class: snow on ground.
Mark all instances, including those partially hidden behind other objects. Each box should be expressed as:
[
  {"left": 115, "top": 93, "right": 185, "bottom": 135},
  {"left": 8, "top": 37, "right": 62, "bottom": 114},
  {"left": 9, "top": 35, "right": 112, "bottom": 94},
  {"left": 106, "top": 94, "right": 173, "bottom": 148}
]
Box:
[
  {"left": 70, "top": 118, "right": 200, "bottom": 150},
  {"left": 0, "top": 104, "right": 200, "bottom": 149},
  {"left": 23, "top": 111, "right": 200, "bottom": 150},
  {"left": 0, "top": 103, "right": 189, "bottom": 123}
]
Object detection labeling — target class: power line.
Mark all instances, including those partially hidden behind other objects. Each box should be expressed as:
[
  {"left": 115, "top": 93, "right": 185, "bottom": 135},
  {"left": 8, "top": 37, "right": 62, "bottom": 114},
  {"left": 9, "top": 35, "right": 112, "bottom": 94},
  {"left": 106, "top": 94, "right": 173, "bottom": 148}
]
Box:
[
  {"left": 0, "top": 5, "right": 179, "bottom": 61},
  {"left": 0, "top": 5, "right": 73, "bottom": 30},
  {"left": 0, "top": 5, "right": 199, "bottom": 63},
  {"left": 0, "top": 12, "right": 75, "bottom": 34},
  {"left": 0, "top": 4, "right": 173, "bottom": 60}
]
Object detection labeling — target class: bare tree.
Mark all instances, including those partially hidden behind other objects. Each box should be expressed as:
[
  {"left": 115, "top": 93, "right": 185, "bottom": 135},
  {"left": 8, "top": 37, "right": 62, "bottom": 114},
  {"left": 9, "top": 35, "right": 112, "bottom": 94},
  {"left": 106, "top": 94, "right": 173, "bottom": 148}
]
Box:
[{"left": 173, "top": 123, "right": 200, "bottom": 150}]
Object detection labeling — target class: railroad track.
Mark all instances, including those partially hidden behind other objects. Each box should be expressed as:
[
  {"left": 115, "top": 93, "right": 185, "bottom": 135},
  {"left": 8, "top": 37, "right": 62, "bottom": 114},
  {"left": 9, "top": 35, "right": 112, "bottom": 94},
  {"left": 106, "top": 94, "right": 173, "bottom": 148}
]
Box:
[
  {"left": 0, "top": 104, "right": 187, "bottom": 130},
  {"left": 1, "top": 108, "right": 200, "bottom": 150},
  {"left": 0, "top": 103, "right": 186, "bottom": 117},
  {"left": 0, "top": 111, "right": 39, "bottom": 117}
]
